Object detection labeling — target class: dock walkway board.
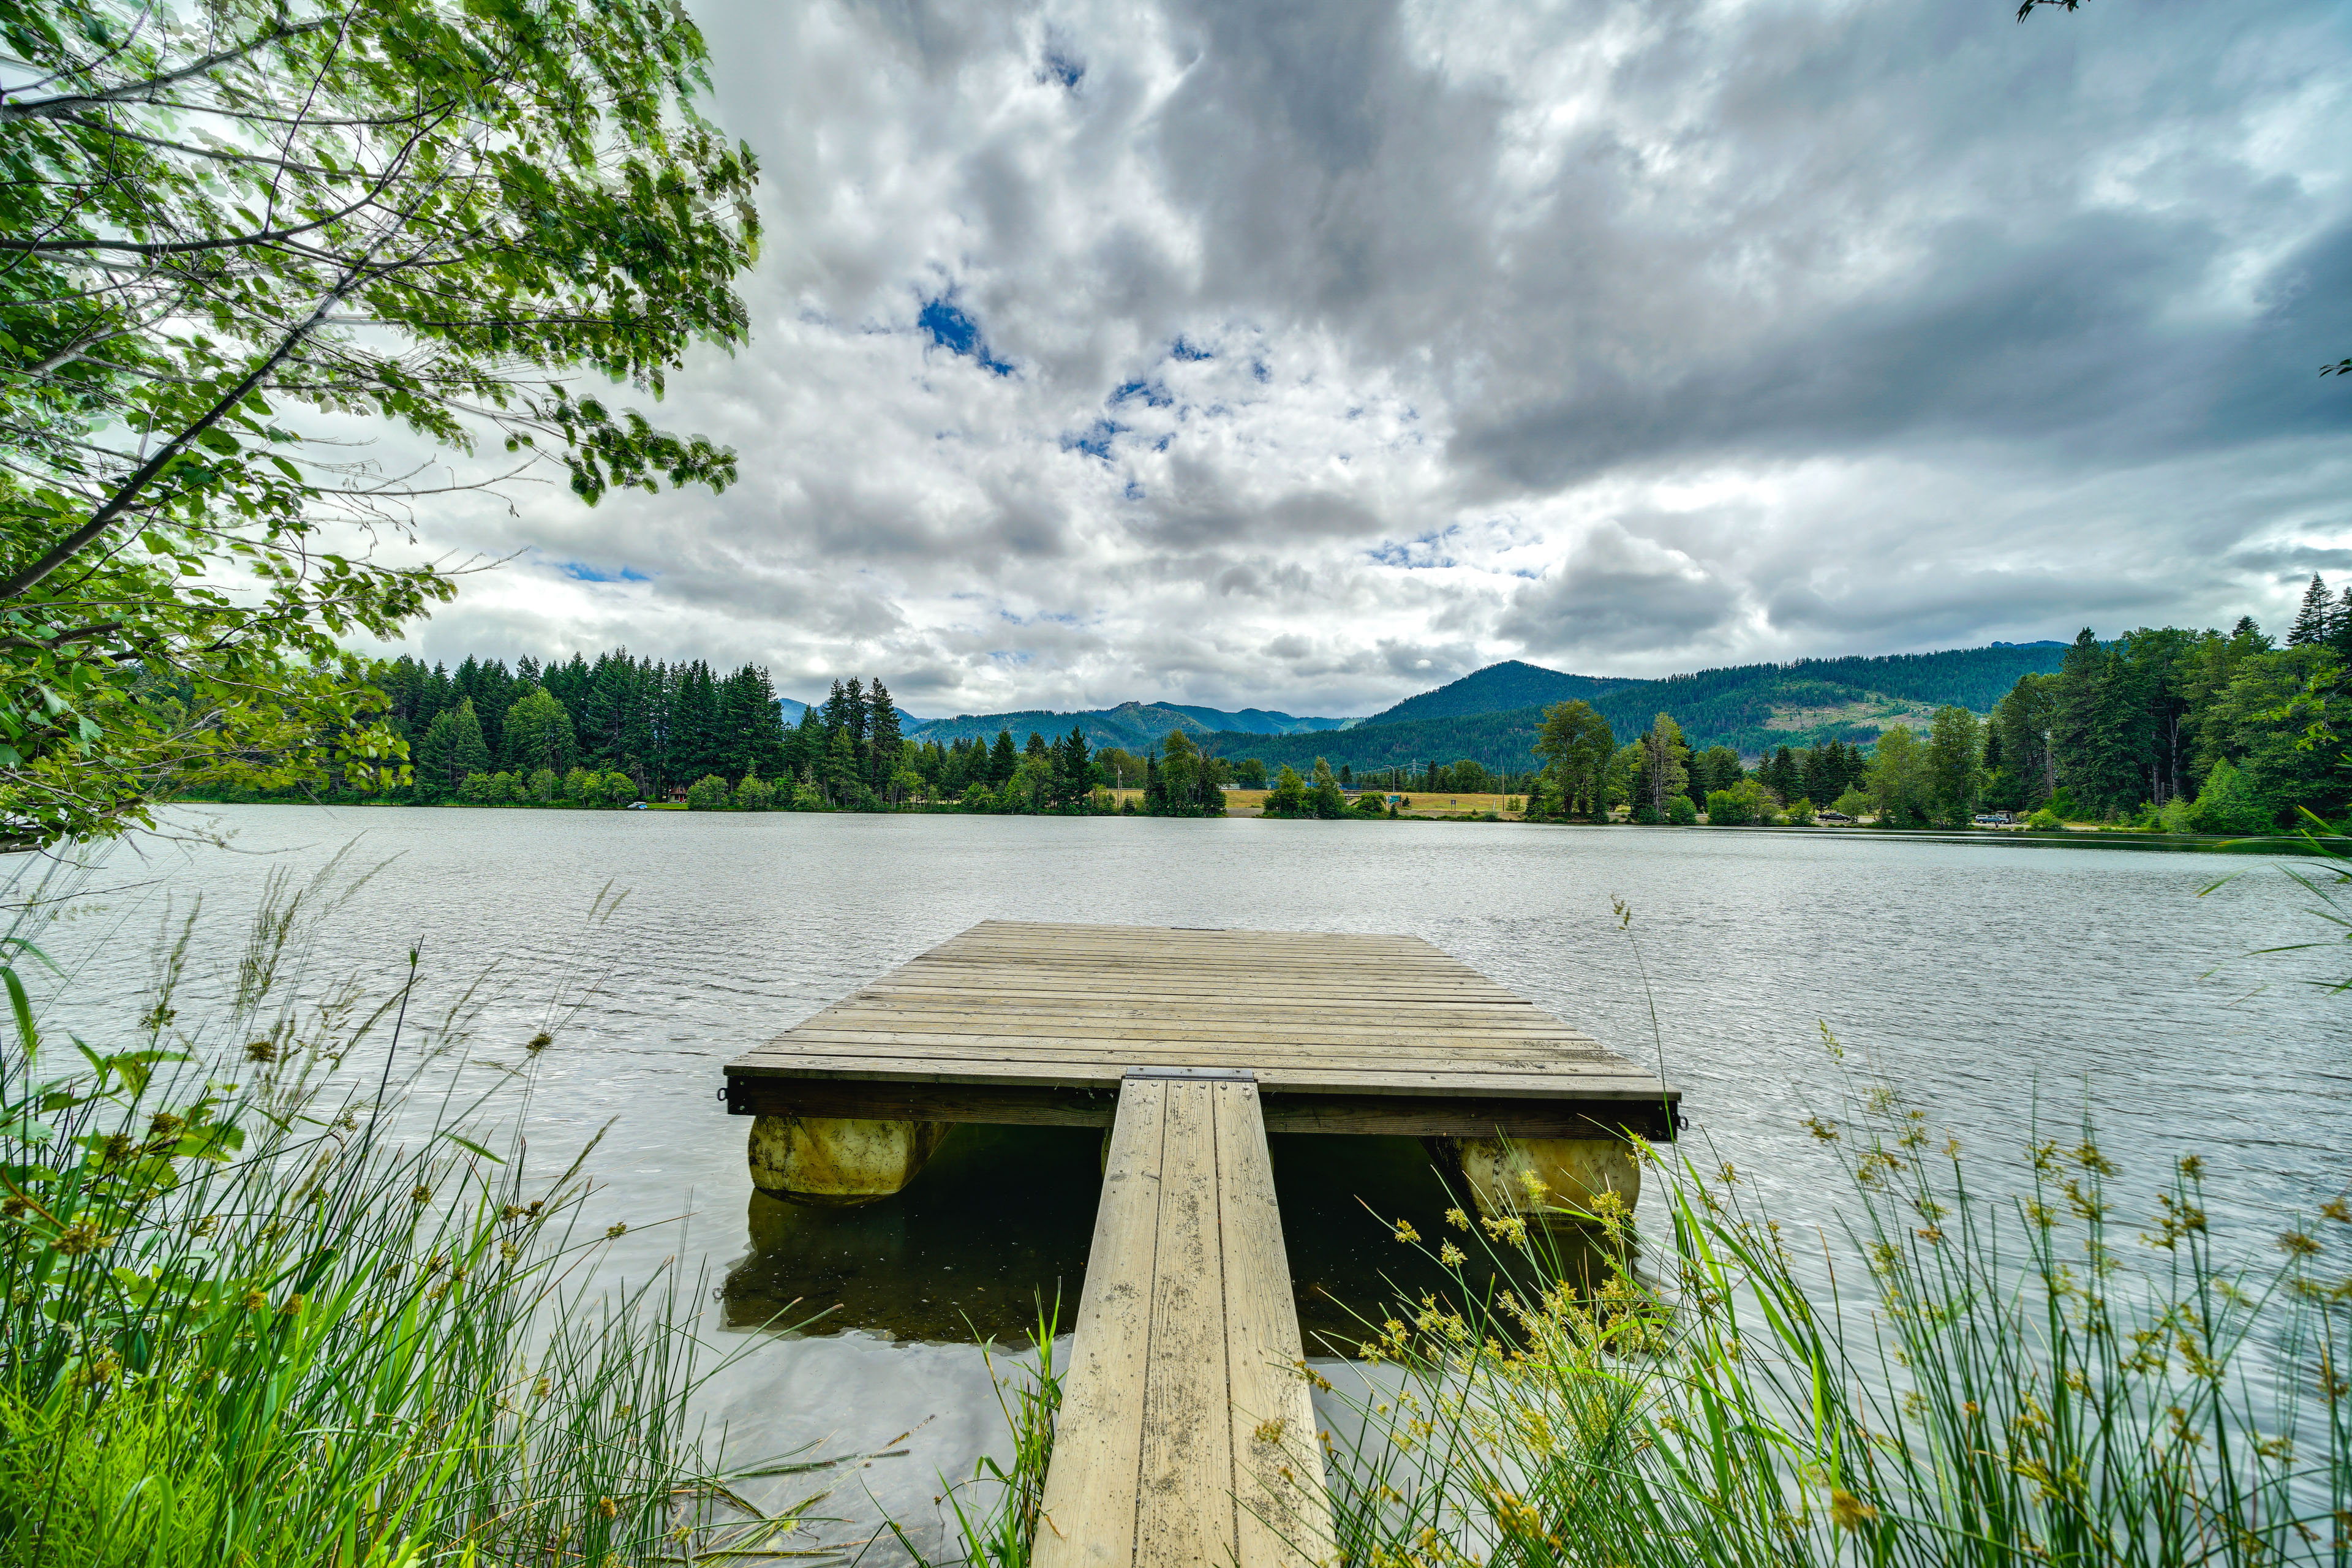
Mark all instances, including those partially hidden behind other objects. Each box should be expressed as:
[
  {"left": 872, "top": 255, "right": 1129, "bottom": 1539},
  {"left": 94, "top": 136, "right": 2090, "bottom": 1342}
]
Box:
[
  {"left": 723, "top": 920, "right": 1677, "bottom": 1141},
  {"left": 1033, "top": 1074, "right": 1330, "bottom": 1568}
]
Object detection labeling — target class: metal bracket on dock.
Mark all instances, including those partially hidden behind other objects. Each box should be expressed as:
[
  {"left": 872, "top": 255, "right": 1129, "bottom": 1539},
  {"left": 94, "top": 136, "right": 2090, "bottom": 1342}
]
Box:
[{"left": 1122, "top": 1065, "right": 1257, "bottom": 1082}]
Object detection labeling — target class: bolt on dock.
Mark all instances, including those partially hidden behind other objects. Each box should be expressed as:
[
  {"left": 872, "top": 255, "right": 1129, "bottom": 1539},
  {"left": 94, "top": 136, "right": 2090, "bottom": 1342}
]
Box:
[{"left": 721, "top": 920, "right": 1680, "bottom": 1567}]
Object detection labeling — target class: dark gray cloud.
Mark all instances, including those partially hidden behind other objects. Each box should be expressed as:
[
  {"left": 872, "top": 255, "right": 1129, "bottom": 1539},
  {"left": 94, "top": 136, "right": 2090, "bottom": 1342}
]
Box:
[{"left": 379, "top": 0, "right": 2352, "bottom": 715}]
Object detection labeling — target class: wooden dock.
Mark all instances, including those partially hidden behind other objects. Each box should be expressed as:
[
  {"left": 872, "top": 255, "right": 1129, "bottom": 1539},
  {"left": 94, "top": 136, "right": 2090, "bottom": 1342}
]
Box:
[
  {"left": 1032, "top": 1073, "right": 1329, "bottom": 1567},
  {"left": 723, "top": 920, "right": 1677, "bottom": 1140},
  {"left": 720, "top": 921, "right": 1678, "bottom": 1568}
]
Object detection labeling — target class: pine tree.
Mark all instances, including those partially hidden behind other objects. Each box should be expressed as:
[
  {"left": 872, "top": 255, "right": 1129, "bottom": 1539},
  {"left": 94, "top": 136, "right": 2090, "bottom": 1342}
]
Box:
[
  {"left": 2290, "top": 575, "right": 2332, "bottom": 646},
  {"left": 1923, "top": 706, "right": 1983, "bottom": 825},
  {"left": 865, "top": 679, "right": 904, "bottom": 792},
  {"left": 840, "top": 677, "right": 869, "bottom": 760},
  {"left": 989, "top": 728, "right": 1018, "bottom": 786},
  {"left": 747, "top": 667, "right": 788, "bottom": 778},
  {"left": 503, "top": 687, "right": 578, "bottom": 774},
  {"left": 820, "top": 679, "right": 853, "bottom": 734},
  {"left": 1053, "top": 725, "right": 1091, "bottom": 810},
  {"left": 822, "top": 728, "right": 858, "bottom": 803},
  {"left": 661, "top": 662, "right": 719, "bottom": 784},
  {"left": 415, "top": 699, "right": 490, "bottom": 793},
  {"left": 789, "top": 704, "right": 826, "bottom": 782},
  {"left": 2048, "top": 629, "right": 2151, "bottom": 816}
]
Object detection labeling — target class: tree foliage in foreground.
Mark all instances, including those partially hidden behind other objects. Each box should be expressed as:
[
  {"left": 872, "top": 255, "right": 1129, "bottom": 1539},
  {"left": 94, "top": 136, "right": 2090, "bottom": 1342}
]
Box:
[{"left": 0, "top": 0, "right": 760, "bottom": 853}]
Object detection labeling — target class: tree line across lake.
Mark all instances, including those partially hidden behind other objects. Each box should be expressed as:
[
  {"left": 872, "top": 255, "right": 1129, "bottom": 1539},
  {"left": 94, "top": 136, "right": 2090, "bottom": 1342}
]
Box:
[
  {"left": 328, "top": 653, "right": 1232, "bottom": 814},
  {"left": 218, "top": 649, "right": 1547, "bottom": 815},
  {"left": 1524, "top": 590, "right": 2352, "bottom": 832},
  {"left": 221, "top": 589, "right": 2352, "bottom": 832}
]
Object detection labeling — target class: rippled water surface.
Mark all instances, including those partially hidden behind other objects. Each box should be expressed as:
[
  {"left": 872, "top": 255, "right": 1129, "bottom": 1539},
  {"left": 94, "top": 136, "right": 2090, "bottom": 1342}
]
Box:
[{"left": 33, "top": 805, "right": 2350, "bottom": 1555}]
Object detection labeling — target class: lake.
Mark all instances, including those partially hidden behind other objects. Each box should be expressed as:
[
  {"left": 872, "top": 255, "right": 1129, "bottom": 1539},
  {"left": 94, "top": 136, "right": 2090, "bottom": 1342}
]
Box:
[{"left": 28, "top": 805, "right": 2349, "bottom": 1558}]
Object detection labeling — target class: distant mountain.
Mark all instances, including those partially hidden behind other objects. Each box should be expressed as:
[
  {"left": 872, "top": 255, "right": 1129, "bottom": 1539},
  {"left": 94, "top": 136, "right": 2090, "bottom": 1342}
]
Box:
[
  {"left": 1362, "top": 660, "right": 1640, "bottom": 727},
  {"left": 907, "top": 699, "right": 1344, "bottom": 753},
  {"left": 1199, "top": 641, "right": 2073, "bottom": 774}
]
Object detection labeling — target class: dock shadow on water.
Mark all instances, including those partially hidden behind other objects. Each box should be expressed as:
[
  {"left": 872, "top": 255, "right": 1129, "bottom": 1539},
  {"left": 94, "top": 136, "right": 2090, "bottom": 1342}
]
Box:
[{"left": 720, "top": 1126, "right": 1626, "bottom": 1346}]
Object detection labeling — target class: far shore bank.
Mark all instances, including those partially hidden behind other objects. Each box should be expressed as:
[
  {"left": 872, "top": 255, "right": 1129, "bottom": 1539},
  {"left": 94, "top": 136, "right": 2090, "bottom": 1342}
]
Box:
[{"left": 161, "top": 795, "right": 2339, "bottom": 853}]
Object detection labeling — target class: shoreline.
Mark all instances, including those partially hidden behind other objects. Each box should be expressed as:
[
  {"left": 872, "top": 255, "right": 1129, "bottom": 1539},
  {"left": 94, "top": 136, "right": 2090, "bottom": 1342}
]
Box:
[{"left": 162, "top": 796, "right": 2337, "bottom": 853}]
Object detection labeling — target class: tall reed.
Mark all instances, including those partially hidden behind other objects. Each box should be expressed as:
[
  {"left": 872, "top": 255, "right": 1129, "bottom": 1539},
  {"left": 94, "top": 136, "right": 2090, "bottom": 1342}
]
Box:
[
  {"left": 0, "top": 856, "right": 827, "bottom": 1567},
  {"left": 886, "top": 1296, "right": 1063, "bottom": 1568},
  {"left": 1324, "top": 1082, "right": 2352, "bottom": 1568}
]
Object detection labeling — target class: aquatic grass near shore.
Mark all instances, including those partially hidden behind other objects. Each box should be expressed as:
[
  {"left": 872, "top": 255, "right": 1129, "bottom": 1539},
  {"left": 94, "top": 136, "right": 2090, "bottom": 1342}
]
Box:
[
  {"left": 0, "top": 860, "right": 837, "bottom": 1567},
  {"left": 885, "top": 1295, "right": 1065, "bottom": 1568},
  {"left": 1325, "top": 1084, "right": 2352, "bottom": 1568}
]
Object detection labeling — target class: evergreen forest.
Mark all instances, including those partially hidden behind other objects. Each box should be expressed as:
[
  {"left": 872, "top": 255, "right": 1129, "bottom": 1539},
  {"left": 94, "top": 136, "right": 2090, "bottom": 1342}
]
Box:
[{"left": 244, "top": 649, "right": 1233, "bottom": 815}]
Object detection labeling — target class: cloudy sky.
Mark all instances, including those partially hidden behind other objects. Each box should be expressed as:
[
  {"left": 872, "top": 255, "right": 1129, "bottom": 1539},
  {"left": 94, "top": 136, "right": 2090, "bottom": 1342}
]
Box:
[{"left": 394, "top": 0, "right": 2352, "bottom": 719}]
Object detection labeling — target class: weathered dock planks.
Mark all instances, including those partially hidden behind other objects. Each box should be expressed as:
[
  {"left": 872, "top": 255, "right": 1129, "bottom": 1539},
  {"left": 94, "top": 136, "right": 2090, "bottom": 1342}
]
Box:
[
  {"left": 1032, "top": 1074, "right": 1330, "bottom": 1568},
  {"left": 719, "top": 920, "right": 1679, "bottom": 1566},
  {"left": 723, "top": 920, "right": 1678, "bottom": 1141}
]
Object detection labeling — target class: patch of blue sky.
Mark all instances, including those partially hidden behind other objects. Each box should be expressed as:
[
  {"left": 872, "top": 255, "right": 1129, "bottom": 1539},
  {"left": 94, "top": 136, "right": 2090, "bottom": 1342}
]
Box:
[
  {"left": 1250, "top": 360, "right": 1270, "bottom": 383},
  {"left": 1123, "top": 478, "right": 1145, "bottom": 500},
  {"left": 1040, "top": 46, "right": 1083, "bottom": 88},
  {"left": 1170, "top": 336, "right": 1213, "bottom": 361},
  {"left": 1062, "top": 418, "right": 1126, "bottom": 460},
  {"left": 557, "top": 561, "right": 651, "bottom": 582},
  {"left": 1110, "top": 378, "right": 1172, "bottom": 409},
  {"left": 919, "top": 296, "right": 1014, "bottom": 375},
  {"left": 1368, "top": 535, "right": 1458, "bottom": 570},
  {"left": 1153, "top": 434, "right": 1172, "bottom": 452}
]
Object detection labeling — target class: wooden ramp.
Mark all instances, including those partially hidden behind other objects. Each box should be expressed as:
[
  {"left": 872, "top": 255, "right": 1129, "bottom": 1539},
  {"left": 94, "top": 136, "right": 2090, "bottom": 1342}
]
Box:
[
  {"left": 1033, "top": 1074, "right": 1329, "bottom": 1568},
  {"left": 724, "top": 920, "right": 1677, "bottom": 1140}
]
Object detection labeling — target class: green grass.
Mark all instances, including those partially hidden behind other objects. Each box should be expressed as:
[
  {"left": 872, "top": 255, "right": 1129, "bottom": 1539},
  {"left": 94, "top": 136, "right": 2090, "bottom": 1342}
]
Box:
[{"left": 0, "top": 856, "right": 832, "bottom": 1567}]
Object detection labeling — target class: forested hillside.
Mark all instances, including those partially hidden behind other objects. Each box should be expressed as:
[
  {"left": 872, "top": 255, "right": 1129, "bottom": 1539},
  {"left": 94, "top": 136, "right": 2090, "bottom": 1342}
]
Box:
[
  {"left": 1362, "top": 662, "right": 1635, "bottom": 726},
  {"left": 908, "top": 700, "right": 1341, "bottom": 750},
  {"left": 1207, "top": 643, "right": 2073, "bottom": 774},
  {"left": 1203, "top": 707, "right": 1557, "bottom": 777}
]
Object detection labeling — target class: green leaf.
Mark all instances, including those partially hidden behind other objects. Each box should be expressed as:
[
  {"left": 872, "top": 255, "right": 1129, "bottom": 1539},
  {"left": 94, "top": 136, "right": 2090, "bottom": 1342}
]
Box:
[{"left": 1, "top": 965, "right": 35, "bottom": 1062}]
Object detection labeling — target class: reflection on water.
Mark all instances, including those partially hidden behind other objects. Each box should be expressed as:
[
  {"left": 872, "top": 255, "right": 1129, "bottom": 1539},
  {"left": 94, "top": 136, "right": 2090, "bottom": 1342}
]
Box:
[
  {"left": 723, "top": 1126, "right": 1101, "bottom": 1341},
  {"left": 723, "top": 1125, "right": 1624, "bottom": 1350}
]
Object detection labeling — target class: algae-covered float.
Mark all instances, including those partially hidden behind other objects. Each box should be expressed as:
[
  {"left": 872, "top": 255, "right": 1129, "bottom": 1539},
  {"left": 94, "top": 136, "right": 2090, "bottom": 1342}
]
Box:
[{"left": 720, "top": 921, "right": 1680, "bottom": 1568}]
